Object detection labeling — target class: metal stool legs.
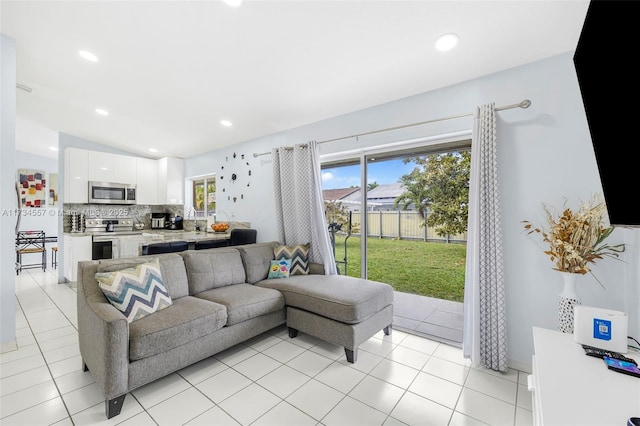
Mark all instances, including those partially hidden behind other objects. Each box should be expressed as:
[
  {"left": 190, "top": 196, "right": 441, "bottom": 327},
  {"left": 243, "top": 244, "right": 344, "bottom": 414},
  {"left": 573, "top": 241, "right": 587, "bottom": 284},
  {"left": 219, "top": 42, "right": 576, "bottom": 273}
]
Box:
[{"left": 52, "top": 247, "right": 58, "bottom": 268}]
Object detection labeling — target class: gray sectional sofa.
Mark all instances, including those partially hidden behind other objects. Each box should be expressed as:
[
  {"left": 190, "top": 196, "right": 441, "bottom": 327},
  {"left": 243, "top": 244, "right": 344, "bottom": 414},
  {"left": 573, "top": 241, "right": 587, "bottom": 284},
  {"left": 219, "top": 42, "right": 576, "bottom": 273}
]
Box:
[{"left": 77, "top": 242, "right": 394, "bottom": 419}]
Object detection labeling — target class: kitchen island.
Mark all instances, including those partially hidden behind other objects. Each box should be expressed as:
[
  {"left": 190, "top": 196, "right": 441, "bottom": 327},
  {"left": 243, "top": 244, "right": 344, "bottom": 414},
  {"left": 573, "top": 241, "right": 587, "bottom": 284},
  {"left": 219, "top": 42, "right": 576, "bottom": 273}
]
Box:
[{"left": 113, "top": 230, "right": 230, "bottom": 258}]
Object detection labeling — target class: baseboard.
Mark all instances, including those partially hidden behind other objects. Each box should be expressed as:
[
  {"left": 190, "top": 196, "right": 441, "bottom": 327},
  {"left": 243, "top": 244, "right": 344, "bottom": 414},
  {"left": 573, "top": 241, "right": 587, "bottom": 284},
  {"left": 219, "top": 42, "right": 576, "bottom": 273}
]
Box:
[
  {"left": 1, "top": 340, "right": 17, "bottom": 354},
  {"left": 509, "top": 358, "right": 532, "bottom": 374}
]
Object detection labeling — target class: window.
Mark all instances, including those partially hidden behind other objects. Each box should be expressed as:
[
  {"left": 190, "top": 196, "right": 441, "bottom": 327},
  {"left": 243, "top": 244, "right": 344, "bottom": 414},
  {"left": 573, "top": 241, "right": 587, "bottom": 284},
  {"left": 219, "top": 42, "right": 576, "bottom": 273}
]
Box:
[
  {"left": 321, "top": 138, "right": 470, "bottom": 293},
  {"left": 192, "top": 175, "right": 216, "bottom": 219}
]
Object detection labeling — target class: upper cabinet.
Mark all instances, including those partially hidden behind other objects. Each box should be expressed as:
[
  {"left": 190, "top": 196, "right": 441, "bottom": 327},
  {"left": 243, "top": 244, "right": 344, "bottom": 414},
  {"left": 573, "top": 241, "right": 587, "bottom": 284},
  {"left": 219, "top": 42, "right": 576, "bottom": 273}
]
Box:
[
  {"left": 64, "top": 148, "right": 183, "bottom": 205},
  {"left": 88, "top": 151, "right": 114, "bottom": 182},
  {"left": 64, "top": 148, "right": 89, "bottom": 203},
  {"left": 156, "top": 157, "right": 184, "bottom": 205},
  {"left": 136, "top": 158, "right": 157, "bottom": 205},
  {"left": 88, "top": 151, "right": 136, "bottom": 184},
  {"left": 114, "top": 155, "right": 137, "bottom": 184}
]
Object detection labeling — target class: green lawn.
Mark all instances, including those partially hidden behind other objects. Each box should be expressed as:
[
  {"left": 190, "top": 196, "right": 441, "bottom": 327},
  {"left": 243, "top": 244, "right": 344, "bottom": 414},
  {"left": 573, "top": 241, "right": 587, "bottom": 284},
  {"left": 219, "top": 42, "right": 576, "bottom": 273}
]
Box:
[{"left": 333, "top": 236, "right": 467, "bottom": 302}]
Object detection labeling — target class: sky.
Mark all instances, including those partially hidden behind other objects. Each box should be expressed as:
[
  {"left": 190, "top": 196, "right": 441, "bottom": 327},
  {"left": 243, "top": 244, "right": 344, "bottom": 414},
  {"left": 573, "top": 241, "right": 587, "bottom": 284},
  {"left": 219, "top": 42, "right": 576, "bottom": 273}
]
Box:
[{"left": 321, "top": 158, "right": 417, "bottom": 190}]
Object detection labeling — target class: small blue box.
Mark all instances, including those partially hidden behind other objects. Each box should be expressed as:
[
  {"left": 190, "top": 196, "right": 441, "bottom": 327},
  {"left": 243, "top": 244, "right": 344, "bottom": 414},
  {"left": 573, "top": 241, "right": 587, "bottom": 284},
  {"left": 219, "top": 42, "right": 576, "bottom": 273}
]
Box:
[{"left": 593, "top": 318, "right": 612, "bottom": 341}]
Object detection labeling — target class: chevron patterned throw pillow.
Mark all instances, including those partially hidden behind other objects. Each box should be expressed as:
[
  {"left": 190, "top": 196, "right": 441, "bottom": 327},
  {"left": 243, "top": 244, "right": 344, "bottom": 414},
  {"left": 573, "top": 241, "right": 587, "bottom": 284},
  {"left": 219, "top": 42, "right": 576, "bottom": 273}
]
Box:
[
  {"left": 273, "top": 243, "right": 310, "bottom": 275},
  {"left": 95, "top": 258, "right": 173, "bottom": 323}
]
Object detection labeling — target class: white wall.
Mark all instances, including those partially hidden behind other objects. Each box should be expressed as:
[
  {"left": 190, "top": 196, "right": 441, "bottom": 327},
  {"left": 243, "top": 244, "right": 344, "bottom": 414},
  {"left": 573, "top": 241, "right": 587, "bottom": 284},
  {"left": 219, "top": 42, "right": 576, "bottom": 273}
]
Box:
[
  {"left": 14, "top": 150, "right": 60, "bottom": 238},
  {"left": 185, "top": 51, "right": 639, "bottom": 368},
  {"left": 1, "top": 34, "right": 17, "bottom": 350}
]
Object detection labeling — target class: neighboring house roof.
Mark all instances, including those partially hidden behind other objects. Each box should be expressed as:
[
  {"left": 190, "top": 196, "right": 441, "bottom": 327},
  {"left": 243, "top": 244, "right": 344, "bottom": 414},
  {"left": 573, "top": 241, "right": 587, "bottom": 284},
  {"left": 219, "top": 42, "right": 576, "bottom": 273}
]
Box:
[
  {"left": 323, "top": 183, "right": 410, "bottom": 210},
  {"left": 322, "top": 187, "right": 360, "bottom": 201},
  {"left": 367, "top": 183, "right": 405, "bottom": 200}
]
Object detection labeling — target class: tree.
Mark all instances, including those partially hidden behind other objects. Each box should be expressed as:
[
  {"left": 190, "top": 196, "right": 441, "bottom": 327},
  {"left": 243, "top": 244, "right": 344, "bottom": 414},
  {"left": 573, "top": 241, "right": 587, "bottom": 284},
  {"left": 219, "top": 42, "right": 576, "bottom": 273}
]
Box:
[
  {"left": 394, "top": 151, "right": 470, "bottom": 237},
  {"left": 367, "top": 182, "right": 379, "bottom": 191},
  {"left": 324, "top": 200, "right": 359, "bottom": 234}
]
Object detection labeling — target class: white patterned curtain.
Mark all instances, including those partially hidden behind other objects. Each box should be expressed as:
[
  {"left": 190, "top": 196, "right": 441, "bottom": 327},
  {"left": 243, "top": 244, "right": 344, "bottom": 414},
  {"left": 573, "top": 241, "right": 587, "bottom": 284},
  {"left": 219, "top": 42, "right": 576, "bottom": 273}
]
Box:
[
  {"left": 462, "top": 103, "right": 507, "bottom": 372},
  {"left": 272, "top": 141, "right": 337, "bottom": 275}
]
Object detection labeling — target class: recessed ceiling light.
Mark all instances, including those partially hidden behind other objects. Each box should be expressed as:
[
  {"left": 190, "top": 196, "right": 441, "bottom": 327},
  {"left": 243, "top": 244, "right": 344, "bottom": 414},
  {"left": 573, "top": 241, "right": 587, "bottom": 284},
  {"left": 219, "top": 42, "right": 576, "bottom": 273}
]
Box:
[
  {"left": 78, "top": 50, "right": 98, "bottom": 62},
  {"left": 95, "top": 108, "right": 109, "bottom": 116},
  {"left": 435, "top": 33, "right": 459, "bottom": 51},
  {"left": 49, "top": 146, "right": 59, "bottom": 151},
  {"left": 149, "top": 148, "right": 158, "bottom": 153},
  {"left": 220, "top": 120, "right": 232, "bottom": 127},
  {"left": 224, "top": 0, "right": 242, "bottom": 7}
]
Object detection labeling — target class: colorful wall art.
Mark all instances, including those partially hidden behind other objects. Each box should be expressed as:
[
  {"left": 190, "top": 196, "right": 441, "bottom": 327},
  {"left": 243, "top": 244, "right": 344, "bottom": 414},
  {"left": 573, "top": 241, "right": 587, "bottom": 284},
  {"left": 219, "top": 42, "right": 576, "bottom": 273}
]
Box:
[{"left": 18, "top": 169, "right": 47, "bottom": 208}]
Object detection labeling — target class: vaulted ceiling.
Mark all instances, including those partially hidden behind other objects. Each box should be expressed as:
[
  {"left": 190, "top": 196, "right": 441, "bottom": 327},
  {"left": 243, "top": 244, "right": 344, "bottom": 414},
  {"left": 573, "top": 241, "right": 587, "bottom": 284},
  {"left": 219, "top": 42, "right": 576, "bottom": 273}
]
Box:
[{"left": 3, "top": 1, "right": 590, "bottom": 159}]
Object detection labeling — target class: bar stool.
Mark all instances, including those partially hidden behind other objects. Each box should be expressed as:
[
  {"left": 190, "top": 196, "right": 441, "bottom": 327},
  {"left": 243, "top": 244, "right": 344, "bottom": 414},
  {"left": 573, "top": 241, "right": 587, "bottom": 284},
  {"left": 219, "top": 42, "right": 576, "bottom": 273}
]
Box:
[
  {"left": 229, "top": 229, "right": 257, "bottom": 246},
  {"left": 51, "top": 247, "right": 58, "bottom": 268},
  {"left": 16, "top": 230, "right": 47, "bottom": 274},
  {"left": 194, "top": 239, "right": 229, "bottom": 250}
]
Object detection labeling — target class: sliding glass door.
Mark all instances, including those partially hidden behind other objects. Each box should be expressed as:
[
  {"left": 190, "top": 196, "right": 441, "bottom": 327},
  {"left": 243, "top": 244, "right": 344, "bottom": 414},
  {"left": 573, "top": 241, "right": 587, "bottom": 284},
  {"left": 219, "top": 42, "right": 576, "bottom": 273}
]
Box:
[{"left": 322, "top": 139, "right": 470, "bottom": 344}]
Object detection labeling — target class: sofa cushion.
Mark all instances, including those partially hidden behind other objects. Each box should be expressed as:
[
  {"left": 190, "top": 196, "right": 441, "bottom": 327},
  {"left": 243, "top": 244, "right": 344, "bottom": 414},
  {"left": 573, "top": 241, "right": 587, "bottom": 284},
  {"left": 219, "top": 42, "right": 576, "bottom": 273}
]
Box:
[
  {"left": 194, "top": 283, "right": 285, "bottom": 326},
  {"left": 268, "top": 259, "right": 291, "bottom": 279},
  {"left": 256, "top": 275, "right": 394, "bottom": 324},
  {"left": 128, "top": 295, "right": 227, "bottom": 361},
  {"left": 97, "top": 253, "right": 190, "bottom": 299},
  {"left": 181, "top": 248, "right": 246, "bottom": 294},
  {"left": 95, "top": 258, "right": 173, "bottom": 323},
  {"left": 236, "top": 242, "right": 279, "bottom": 284},
  {"left": 273, "top": 243, "right": 310, "bottom": 275}
]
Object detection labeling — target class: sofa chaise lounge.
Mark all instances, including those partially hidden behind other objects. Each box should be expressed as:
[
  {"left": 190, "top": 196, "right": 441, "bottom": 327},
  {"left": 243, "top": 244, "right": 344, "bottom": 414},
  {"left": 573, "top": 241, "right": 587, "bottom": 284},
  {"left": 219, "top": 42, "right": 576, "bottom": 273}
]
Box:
[{"left": 77, "top": 242, "right": 394, "bottom": 419}]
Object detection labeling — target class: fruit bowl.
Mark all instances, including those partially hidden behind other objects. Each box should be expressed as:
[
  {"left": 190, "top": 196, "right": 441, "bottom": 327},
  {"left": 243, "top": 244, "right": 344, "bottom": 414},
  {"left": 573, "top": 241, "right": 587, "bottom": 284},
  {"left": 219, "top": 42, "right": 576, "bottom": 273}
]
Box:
[{"left": 211, "top": 223, "right": 229, "bottom": 233}]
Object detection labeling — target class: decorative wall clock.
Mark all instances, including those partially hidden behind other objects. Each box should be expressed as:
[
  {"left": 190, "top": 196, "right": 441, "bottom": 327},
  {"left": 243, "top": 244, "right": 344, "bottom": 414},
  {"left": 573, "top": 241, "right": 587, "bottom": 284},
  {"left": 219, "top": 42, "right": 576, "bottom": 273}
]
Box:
[{"left": 219, "top": 152, "right": 251, "bottom": 202}]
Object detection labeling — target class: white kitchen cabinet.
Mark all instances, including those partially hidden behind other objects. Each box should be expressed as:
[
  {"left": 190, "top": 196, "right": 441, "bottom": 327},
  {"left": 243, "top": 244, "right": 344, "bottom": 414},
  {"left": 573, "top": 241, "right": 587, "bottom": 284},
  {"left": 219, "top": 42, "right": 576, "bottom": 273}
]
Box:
[
  {"left": 64, "top": 148, "right": 89, "bottom": 203},
  {"left": 88, "top": 152, "right": 136, "bottom": 184},
  {"left": 63, "top": 234, "right": 92, "bottom": 282},
  {"left": 88, "top": 150, "right": 115, "bottom": 182},
  {"left": 65, "top": 148, "right": 183, "bottom": 206},
  {"left": 113, "top": 154, "right": 137, "bottom": 184},
  {"left": 136, "top": 157, "right": 157, "bottom": 205},
  {"left": 156, "top": 157, "right": 184, "bottom": 205}
]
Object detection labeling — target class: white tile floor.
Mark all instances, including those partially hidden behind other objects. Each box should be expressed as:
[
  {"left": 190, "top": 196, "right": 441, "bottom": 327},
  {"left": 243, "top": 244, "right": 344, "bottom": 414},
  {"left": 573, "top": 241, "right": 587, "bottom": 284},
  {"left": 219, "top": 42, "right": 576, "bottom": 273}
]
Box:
[{"left": 1, "top": 269, "right": 534, "bottom": 426}]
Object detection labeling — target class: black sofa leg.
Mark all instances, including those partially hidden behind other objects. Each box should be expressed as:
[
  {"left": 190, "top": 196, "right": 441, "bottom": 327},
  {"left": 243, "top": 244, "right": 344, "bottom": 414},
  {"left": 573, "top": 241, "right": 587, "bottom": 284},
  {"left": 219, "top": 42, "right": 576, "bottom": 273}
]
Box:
[
  {"left": 106, "top": 395, "right": 126, "bottom": 419},
  {"left": 82, "top": 360, "right": 88, "bottom": 372},
  {"left": 345, "top": 348, "right": 357, "bottom": 363},
  {"left": 383, "top": 324, "right": 392, "bottom": 336},
  {"left": 288, "top": 327, "right": 299, "bottom": 338}
]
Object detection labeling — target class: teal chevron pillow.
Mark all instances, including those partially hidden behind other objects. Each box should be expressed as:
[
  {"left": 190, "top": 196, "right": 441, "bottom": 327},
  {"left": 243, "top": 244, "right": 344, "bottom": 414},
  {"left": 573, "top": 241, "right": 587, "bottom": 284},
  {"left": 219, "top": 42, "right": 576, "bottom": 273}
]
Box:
[
  {"left": 95, "top": 258, "right": 172, "bottom": 323},
  {"left": 274, "top": 243, "right": 310, "bottom": 275}
]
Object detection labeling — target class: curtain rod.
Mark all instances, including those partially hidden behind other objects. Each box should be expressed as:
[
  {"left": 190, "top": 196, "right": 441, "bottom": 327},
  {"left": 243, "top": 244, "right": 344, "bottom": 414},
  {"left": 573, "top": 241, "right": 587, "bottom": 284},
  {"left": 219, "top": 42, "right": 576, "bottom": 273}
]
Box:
[{"left": 253, "top": 99, "right": 531, "bottom": 158}]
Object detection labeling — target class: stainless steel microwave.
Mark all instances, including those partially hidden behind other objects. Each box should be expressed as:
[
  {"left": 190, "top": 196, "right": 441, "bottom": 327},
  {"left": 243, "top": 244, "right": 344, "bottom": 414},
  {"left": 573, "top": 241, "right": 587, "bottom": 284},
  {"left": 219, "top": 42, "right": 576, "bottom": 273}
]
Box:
[{"left": 88, "top": 181, "right": 136, "bottom": 205}]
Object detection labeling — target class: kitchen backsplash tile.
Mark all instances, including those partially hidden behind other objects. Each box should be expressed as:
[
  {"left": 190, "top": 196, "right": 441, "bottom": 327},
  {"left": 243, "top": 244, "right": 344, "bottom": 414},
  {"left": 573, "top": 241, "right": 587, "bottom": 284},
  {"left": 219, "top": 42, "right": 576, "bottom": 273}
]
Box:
[
  {"left": 63, "top": 204, "right": 180, "bottom": 232},
  {"left": 62, "top": 204, "right": 249, "bottom": 233}
]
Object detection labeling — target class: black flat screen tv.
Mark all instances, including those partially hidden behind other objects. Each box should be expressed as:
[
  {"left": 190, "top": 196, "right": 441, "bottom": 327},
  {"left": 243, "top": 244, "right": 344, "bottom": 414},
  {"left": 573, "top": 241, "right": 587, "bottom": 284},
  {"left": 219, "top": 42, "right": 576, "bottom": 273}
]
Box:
[{"left": 573, "top": 0, "right": 640, "bottom": 228}]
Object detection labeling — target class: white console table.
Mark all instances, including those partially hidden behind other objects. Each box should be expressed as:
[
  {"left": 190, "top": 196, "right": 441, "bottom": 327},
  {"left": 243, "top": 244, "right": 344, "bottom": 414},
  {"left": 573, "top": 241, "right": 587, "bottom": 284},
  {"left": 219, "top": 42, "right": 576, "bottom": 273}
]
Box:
[{"left": 530, "top": 327, "right": 640, "bottom": 426}]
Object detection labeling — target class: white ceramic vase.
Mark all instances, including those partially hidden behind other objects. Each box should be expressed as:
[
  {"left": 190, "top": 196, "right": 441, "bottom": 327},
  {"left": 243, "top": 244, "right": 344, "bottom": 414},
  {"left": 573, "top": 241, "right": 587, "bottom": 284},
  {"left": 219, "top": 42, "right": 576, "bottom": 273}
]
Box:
[{"left": 558, "top": 271, "right": 581, "bottom": 333}]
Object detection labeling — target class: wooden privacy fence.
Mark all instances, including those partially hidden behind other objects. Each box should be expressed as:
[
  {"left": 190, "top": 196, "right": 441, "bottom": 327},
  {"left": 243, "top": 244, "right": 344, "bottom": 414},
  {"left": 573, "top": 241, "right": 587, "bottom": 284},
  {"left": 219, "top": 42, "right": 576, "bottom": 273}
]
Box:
[{"left": 345, "top": 210, "right": 467, "bottom": 243}]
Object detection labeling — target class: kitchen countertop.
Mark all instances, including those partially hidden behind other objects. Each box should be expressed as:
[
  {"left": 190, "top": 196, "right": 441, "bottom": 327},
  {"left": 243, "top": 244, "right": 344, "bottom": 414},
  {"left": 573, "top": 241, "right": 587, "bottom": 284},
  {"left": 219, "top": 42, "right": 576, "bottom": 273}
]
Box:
[
  {"left": 114, "top": 230, "right": 230, "bottom": 258},
  {"left": 141, "top": 230, "right": 229, "bottom": 241},
  {"left": 64, "top": 230, "right": 231, "bottom": 258}
]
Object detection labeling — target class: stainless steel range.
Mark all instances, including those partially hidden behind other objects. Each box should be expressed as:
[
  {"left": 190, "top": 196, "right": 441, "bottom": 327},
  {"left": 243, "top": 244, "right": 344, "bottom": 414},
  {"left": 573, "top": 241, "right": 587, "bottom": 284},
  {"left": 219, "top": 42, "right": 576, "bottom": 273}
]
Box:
[
  {"left": 85, "top": 217, "right": 139, "bottom": 235},
  {"left": 85, "top": 218, "right": 143, "bottom": 259}
]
